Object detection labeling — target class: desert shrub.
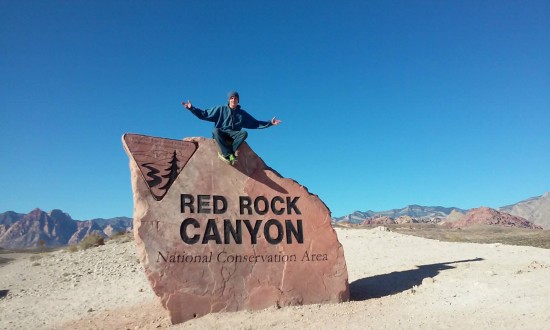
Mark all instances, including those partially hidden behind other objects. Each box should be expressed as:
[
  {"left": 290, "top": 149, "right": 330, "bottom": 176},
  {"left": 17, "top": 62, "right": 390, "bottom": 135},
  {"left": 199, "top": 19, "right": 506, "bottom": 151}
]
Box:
[
  {"left": 79, "top": 234, "right": 105, "bottom": 250},
  {"left": 111, "top": 230, "right": 127, "bottom": 237},
  {"left": 66, "top": 245, "right": 78, "bottom": 253},
  {"left": 29, "top": 255, "right": 43, "bottom": 261},
  {"left": 109, "top": 231, "right": 133, "bottom": 243}
]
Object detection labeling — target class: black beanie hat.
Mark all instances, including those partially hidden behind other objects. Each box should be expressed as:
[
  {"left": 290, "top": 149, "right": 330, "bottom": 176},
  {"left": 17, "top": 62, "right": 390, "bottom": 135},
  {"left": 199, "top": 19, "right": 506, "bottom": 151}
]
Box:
[{"left": 227, "top": 91, "right": 239, "bottom": 100}]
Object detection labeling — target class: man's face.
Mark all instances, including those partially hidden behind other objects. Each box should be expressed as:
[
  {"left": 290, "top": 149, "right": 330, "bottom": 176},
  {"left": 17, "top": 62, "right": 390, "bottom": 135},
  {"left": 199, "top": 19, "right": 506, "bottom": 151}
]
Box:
[{"left": 229, "top": 96, "right": 239, "bottom": 109}]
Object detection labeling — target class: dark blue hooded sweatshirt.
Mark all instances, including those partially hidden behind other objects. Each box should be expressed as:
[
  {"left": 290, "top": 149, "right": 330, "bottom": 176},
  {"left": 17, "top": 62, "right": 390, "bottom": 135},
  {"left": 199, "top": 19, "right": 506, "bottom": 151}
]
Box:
[{"left": 189, "top": 105, "right": 272, "bottom": 131}]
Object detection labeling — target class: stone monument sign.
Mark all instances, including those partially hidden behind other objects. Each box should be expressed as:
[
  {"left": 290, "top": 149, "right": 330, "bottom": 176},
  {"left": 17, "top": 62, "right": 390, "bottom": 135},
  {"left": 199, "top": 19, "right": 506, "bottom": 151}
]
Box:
[{"left": 122, "top": 133, "right": 349, "bottom": 324}]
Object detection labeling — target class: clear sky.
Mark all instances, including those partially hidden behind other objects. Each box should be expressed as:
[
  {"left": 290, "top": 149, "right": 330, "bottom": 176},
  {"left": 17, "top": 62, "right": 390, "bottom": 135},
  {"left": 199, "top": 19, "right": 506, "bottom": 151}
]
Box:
[{"left": 1, "top": 1, "right": 549, "bottom": 220}]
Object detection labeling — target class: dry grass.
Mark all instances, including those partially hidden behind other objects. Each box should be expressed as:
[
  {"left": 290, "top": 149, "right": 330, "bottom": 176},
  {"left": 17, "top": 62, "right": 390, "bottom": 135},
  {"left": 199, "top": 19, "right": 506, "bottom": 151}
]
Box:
[
  {"left": 108, "top": 232, "right": 133, "bottom": 243},
  {"left": 79, "top": 234, "right": 105, "bottom": 250},
  {"left": 342, "top": 223, "right": 550, "bottom": 249},
  {"left": 29, "top": 255, "right": 43, "bottom": 262}
]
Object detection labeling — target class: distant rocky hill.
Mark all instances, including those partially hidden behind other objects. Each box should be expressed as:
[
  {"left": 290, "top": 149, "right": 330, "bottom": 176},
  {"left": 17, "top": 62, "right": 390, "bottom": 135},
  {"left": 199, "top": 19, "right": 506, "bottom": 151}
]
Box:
[
  {"left": 0, "top": 209, "right": 132, "bottom": 249},
  {"left": 333, "top": 205, "right": 466, "bottom": 224},
  {"left": 499, "top": 192, "right": 550, "bottom": 229},
  {"left": 333, "top": 191, "right": 550, "bottom": 229},
  {"left": 443, "top": 209, "right": 466, "bottom": 223},
  {"left": 449, "top": 207, "right": 542, "bottom": 229}
]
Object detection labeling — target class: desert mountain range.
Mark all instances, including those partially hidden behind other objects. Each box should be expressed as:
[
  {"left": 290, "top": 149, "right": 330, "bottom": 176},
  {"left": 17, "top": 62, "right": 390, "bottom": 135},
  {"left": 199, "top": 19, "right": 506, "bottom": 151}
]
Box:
[
  {"left": 334, "top": 205, "right": 466, "bottom": 224},
  {"left": 0, "top": 209, "right": 131, "bottom": 249},
  {"left": 333, "top": 191, "right": 550, "bottom": 229},
  {"left": 1, "top": 191, "right": 548, "bottom": 249}
]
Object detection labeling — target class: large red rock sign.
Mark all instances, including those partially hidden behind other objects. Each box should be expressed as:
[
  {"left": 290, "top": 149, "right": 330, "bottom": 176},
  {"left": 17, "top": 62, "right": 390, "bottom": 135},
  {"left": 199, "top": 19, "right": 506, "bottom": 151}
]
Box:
[{"left": 122, "top": 134, "right": 349, "bottom": 324}]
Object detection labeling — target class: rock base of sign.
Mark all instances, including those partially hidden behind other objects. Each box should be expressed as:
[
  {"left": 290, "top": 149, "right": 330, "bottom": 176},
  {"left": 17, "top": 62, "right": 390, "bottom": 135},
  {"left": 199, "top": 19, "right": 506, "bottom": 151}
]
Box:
[{"left": 122, "top": 134, "right": 349, "bottom": 324}]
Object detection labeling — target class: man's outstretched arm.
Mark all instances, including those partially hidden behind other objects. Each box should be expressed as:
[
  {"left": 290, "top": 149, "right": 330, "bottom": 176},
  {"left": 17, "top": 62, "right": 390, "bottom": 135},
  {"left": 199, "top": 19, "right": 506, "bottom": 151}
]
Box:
[{"left": 181, "top": 100, "right": 220, "bottom": 122}]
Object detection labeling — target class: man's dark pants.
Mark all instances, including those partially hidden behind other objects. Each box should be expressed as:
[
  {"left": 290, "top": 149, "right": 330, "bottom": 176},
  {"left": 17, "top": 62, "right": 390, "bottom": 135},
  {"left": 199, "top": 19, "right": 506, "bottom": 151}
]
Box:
[{"left": 212, "top": 128, "right": 248, "bottom": 157}]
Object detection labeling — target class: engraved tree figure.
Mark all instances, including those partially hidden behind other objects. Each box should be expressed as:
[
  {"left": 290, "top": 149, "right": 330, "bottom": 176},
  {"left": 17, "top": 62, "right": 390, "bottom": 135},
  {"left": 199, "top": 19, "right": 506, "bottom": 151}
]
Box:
[{"left": 160, "top": 151, "right": 180, "bottom": 191}]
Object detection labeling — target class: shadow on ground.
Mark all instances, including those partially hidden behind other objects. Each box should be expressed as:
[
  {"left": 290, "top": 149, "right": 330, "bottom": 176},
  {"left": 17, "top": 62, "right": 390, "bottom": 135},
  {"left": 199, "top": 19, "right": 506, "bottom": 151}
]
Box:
[{"left": 350, "top": 257, "right": 483, "bottom": 300}]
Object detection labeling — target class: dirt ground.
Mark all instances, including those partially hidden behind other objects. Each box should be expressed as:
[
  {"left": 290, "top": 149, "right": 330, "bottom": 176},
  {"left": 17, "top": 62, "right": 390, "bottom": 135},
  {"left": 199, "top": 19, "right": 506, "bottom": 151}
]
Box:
[{"left": 1, "top": 227, "right": 549, "bottom": 329}]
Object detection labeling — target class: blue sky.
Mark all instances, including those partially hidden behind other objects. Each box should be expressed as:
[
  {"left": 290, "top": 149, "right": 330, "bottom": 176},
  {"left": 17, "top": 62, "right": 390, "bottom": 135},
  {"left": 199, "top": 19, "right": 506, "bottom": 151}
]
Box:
[{"left": 1, "top": 1, "right": 549, "bottom": 220}]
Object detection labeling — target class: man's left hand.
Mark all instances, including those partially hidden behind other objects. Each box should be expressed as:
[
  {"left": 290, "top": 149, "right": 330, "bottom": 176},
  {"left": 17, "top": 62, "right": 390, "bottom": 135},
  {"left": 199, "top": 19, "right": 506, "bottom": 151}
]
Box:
[{"left": 271, "top": 117, "right": 282, "bottom": 126}]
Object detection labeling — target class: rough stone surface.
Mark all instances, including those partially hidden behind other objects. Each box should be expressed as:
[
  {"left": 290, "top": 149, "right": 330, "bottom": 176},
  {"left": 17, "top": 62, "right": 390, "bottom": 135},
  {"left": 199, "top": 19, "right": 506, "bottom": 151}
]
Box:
[{"left": 122, "top": 134, "right": 349, "bottom": 324}]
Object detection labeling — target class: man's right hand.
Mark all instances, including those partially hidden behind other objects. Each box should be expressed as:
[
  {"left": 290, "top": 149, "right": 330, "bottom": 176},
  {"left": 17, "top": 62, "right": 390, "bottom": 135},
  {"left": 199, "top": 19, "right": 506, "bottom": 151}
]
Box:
[{"left": 182, "top": 100, "right": 192, "bottom": 109}]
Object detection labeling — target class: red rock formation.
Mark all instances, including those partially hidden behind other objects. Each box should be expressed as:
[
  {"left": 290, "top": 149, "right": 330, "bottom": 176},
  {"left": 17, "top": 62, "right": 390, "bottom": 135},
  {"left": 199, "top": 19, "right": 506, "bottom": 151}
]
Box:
[
  {"left": 123, "top": 134, "right": 349, "bottom": 324},
  {"left": 450, "top": 207, "right": 542, "bottom": 229},
  {"left": 362, "top": 216, "right": 395, "bottom": 225}
]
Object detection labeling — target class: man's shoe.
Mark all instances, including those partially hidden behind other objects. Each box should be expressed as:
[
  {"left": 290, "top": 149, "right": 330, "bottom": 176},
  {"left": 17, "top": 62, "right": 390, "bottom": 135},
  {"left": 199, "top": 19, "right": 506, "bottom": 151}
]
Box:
[{"left": 218, "top": 152, "right": 230, "bottom": 163}]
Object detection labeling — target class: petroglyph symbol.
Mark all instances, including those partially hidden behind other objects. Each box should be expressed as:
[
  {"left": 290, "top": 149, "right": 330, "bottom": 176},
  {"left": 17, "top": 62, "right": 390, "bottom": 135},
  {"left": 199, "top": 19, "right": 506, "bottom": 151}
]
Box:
[
  {"left": 123, "top": 134, "right": 197, "bottom": 201},
  {"left": 142, "top": 220, "right": 161, "bottom": 231}
]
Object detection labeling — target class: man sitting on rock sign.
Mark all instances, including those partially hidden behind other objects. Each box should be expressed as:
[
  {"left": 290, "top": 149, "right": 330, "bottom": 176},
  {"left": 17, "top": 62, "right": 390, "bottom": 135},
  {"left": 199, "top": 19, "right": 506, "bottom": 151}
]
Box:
[{"left": 182, "top": 91, "right": 282, "bottom": 165}]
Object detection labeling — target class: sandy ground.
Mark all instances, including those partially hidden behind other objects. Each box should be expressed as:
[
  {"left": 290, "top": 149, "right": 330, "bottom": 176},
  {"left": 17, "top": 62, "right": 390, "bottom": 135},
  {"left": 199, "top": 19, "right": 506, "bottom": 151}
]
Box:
[{"left": 1, "top": 227, "right": 550, "bottom": 330}]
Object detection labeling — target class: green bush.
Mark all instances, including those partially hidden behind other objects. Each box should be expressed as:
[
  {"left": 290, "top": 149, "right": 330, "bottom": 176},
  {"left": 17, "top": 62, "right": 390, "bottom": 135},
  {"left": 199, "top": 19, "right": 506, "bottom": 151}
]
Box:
[{"left": 79, "top": 234, "right": 105, "bottom": 250}]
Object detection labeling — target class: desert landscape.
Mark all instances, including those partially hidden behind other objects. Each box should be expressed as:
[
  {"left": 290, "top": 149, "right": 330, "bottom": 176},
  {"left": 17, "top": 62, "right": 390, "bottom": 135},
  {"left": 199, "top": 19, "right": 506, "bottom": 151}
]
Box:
[
  {"left": 1, "top": 226, "right": 549, "bottom": 330},
  {"left": 3, "top": 2, "right": 549, "bottom": 329}
]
